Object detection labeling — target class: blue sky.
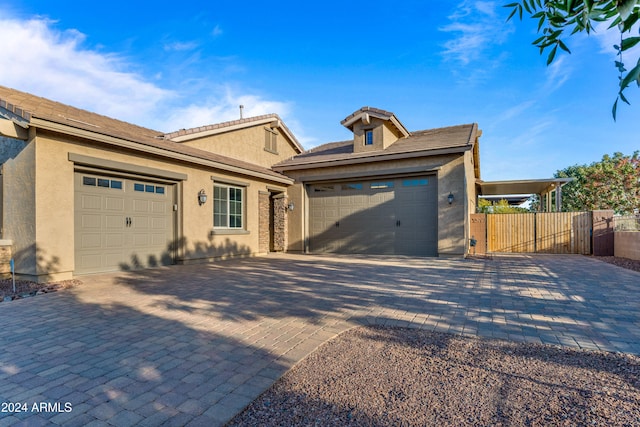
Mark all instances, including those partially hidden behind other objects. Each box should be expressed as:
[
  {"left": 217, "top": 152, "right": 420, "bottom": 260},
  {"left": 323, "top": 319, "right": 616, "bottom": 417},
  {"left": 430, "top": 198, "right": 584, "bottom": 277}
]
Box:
[{"left": 1, "top": 0, "right": 638, "bottom": 181}]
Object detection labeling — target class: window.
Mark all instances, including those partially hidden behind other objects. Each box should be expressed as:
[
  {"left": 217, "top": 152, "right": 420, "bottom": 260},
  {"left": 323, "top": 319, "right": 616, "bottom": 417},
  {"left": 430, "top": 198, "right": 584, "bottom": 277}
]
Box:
[
  {"left": 134, "top": 183, "right": 165, "bottom": 194},
  {"left": 341, "top": 183, "right": 363, "bottom": 191},
  {"left": 371, "top": 181, "right": 394, "bottom": 189},
  {"left": 214, "top": 184, "right": 243, "bottom": 228},
  {"left": 264, "top": 128, "right": 278, "bottom": 153},
  {"left": 402, "top": 178, "right": 428, "bottom": 187},
  {"left": 82, "top": 176, "right": 122, "bottom": 190},
  {"left": 313, "top": 185, "right": 336, "bottom": 193},
  {"left": 365, "top": 130, "right": 374, "bottom": 146}
]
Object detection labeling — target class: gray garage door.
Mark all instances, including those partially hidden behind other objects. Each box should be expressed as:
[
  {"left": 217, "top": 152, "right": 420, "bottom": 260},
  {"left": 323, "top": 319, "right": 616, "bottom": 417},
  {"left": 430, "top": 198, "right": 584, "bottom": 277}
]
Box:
[
  {"left": 309, "top": 176, "right": 437, "bottom": 256},
  {"left": 74, "top": 172, "right": 175, "bottom": 274}
]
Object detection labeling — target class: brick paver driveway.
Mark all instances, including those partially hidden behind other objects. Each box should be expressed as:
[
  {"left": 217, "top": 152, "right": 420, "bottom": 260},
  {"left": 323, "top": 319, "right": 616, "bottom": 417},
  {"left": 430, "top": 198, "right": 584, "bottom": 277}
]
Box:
[{"left": 1, "top": 254, "right": 638, "bottom": 426}]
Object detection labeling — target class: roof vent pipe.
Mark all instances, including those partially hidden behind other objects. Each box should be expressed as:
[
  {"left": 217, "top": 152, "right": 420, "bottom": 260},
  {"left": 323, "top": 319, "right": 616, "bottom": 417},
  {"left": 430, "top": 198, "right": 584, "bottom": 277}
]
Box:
[{"left": 239, "top": 105, "right": 244, "bottom": 119}]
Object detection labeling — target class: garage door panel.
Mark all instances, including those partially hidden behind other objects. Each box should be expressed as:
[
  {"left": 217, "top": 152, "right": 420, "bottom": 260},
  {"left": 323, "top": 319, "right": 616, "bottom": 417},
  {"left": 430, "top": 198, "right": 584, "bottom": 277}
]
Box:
[
  {"left": 105, "top": 233, "right": 125, "bottom": 248},
  {"left": 80, "top": 194, "right": 101, "bottom": 210},
  {"left": 80, "top": 233, "right": 102, "bottom": 249},
  {"left": 104, "top": 197, "right": 125, "bottom": 211},
  {"left": 80, "top": 214, "right": 101, "bottom": 229},
  {"left": 105, "top": 215, "right": 123, "bottom": 229}
]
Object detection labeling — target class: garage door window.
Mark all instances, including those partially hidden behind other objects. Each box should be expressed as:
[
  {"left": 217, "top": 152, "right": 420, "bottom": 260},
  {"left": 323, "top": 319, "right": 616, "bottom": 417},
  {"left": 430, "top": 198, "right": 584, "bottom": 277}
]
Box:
[
  {"left": 82, "top": 176, "right": 122, "bottom": 190},
  {"left": 402, "top": 178, "right": 428, "bottom": 187},
  {"left": 214, "top": 185, "right": 243, "bottom": 229},
  {"left": 371, "top": 181, "right": 394, "bottom": 189}
]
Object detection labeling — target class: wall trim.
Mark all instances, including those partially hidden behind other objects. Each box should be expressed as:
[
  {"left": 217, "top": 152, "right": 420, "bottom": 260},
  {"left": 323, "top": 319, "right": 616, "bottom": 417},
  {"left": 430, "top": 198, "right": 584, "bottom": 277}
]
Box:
[
  {"left": 298, "top": 166, "right": 440, "bottom": 183},
  {"left": 69, "top": 153, "right": 188, "bottom": 181}
]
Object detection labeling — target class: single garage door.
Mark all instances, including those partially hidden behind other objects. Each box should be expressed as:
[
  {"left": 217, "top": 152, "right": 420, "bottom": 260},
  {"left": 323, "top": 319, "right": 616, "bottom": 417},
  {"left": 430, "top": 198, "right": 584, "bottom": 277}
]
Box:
[
  {"left": 308, "top": 176, "right": 437, "bottom": 256},
  {"left": 74, "top": 172, "right": 175, "bottom": 274}
]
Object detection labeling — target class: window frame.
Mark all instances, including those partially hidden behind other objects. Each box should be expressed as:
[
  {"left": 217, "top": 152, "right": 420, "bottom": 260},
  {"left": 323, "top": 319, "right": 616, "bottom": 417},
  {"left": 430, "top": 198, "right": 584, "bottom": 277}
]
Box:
[{"left": 213, "top": 183, "right": 245, "bottom": 230}]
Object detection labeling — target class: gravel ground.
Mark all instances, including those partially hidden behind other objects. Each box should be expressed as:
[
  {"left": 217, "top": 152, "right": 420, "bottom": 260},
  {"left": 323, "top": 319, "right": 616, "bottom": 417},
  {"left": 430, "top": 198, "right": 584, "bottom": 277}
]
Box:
[
  {"left": 0, "top": 278, "right": 80, "bottom": 301},
  {"left": 228, "top": 326, "right": 640, "bottom": 426},
  {"left": 596, "top": 256, "right": 640, "bottom": 273}
]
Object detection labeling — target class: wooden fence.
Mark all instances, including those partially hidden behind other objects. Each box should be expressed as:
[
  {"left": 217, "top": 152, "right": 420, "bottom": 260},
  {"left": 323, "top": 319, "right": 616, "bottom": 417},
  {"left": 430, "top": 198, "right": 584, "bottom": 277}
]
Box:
[{"left": 471, "top": 212, "right": 595, "bottom": 255}]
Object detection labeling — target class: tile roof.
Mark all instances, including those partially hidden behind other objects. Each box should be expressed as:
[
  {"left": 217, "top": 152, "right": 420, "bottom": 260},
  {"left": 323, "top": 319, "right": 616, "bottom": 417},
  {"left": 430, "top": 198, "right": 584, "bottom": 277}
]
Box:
[
  {"left": 163, "top": 113, "right": 303, "bottom": 153},
  {"left": 0, "top": 85, "right": 291, "bottom": 182},
  {"left": 275, "top": 123, "right": 478, "bottom": 169}
]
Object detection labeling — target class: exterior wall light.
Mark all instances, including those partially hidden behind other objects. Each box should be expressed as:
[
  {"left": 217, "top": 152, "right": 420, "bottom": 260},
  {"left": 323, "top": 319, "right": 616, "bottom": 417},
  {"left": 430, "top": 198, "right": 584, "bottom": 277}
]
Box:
[
  {"left": 287, "top": 201, "right": 295, "bottom": 211},
  {"left": 198, "top": 189, "right": 207, "bottom": 206},
  {"left": 448, "top": 192, "right": 454, "bottom": 205}
]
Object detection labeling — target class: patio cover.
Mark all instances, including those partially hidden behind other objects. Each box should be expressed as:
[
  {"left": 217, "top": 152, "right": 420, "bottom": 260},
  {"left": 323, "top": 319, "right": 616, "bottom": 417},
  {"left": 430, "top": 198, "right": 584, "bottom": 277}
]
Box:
[{"left": 477, "top": 178, "right": 573, "bottom": 211}]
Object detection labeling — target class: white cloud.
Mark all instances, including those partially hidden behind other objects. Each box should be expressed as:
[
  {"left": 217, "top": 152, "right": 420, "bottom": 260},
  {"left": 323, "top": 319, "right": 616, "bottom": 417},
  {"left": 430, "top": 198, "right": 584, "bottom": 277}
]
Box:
[
  {"left": 164, "top": 41, "right": 199, "bottom": 52},
  {"left": 212, "top": 25, "right": 223, "bottom": 38},
  {"left": 163, "top": 88, "right": 292, "bottom": 132},
  {"left": 0, "top": 14, "right": 172, "bottom": 127},
  {"left": 440, "top": 1, "right": 513, "bottom": 65},
  {"left": 0, "top": 12, "right": 300, "bottom": 137}
]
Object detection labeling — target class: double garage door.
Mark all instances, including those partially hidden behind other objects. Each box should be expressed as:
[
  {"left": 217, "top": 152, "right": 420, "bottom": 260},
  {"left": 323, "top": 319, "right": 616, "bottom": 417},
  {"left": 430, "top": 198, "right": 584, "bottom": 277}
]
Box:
[
  {"left": 74, "top": 172, "right": 175, "bottom": 274},
  {"left": 309, "top": 176, "right": 437, "bottom": 256}
]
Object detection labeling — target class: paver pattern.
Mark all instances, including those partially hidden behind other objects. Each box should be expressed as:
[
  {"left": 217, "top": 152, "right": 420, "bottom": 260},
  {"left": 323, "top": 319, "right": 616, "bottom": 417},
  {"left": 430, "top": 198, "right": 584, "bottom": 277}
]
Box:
[{"left": 0, "top": 254, "right": 638, "bottom": 426}]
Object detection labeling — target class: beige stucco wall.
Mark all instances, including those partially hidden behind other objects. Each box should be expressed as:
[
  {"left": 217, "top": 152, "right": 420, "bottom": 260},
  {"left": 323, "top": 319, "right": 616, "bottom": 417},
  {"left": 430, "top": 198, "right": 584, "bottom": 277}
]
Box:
[
  {"left": 286, "top": 183, "right": 305, "bottom": 253},
  {"left": 178, "top": 124, "right": 300, "bottom": 169},
  {"left": 282, "top": 151, "right": 473, "bottom": 256},
  {"left": 1, "top": 133, "right": 37, "bottom": 276},
  {"left": 614, "top": 232, "right": 640, "bottom": 261},
  {"left": 4, "top": 127, "right": 291, "bottom": 281}
]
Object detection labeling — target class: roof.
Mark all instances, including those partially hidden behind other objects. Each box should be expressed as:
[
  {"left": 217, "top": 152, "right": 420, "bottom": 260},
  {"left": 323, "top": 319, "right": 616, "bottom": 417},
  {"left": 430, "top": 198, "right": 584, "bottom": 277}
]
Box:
[
  {"left": 164, "top": 114, "right": 303, "bottom": 153},
  {"left": 341, "top": 106, "right": 410, "bottom": 138},
  {"left": 0, "top": 85, "right": 293, "bottom": 184},
  {"left": 274, "top": 123, "right": 478, "bottom": 171}
]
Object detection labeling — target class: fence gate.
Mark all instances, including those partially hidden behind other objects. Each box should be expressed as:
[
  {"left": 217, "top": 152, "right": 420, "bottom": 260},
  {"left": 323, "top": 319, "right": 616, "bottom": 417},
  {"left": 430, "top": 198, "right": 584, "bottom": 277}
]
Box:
[{"left": 474, "top": 212, "right": 593, "bottom": 254}]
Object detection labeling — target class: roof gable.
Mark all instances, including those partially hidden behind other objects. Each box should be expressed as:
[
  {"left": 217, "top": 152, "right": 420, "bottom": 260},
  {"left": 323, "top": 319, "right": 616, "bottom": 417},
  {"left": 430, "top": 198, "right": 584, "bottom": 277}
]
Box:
[
  {"left": 341, "top": 106, "right": 410, "bottom": 139},
  {"left": 163, "top": 114, "right": 303, "bottom": 154}
]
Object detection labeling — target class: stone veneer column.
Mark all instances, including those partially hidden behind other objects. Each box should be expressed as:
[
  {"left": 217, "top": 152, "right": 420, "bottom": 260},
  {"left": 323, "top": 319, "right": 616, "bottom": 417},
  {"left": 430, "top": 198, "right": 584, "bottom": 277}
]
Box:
[
  {"left": 272, "top": 196, "right": 288, "bottom": 252},
  {"left": 258, "top": 192, "right": 270, "bottom": 253}
]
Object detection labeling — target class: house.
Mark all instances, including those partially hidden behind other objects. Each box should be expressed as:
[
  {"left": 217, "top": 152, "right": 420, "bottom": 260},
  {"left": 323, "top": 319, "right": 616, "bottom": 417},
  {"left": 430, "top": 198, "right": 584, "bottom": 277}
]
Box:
[
  {"left": 1, "top": 87, "right": 481, "bottom": 282},
  {"left": 275, "top": 107, "right": 480, "bottom": 257},
  {"left": 0, "top": 85, "right": 302, "bottom": 282}
]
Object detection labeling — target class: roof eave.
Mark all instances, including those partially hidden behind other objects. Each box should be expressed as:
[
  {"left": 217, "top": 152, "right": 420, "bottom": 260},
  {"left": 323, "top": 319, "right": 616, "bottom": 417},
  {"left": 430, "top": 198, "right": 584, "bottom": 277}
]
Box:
[
  {"left": 274, "top": 145, "right": 472, "bottom": 172},
  {"left": 30, "top": 117, "right": 294, "bottom": 185}
]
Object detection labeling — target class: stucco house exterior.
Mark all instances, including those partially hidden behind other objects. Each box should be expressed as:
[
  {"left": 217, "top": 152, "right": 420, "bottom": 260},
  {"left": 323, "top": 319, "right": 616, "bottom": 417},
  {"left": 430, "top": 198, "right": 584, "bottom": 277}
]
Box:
[
  {"left": 1, "top": 87, "right": 480, "bottom": 282},
  {"left": 0, "top": 86, "right": 302, "bottom": 281},
  {"left": 276, "top": 107, "right": 480, "bottom": 257}
]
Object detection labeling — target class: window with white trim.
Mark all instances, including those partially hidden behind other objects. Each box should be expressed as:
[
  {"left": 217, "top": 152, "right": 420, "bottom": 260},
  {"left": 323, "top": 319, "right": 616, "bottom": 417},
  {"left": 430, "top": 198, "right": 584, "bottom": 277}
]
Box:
[{"left": 214, "top": 184, "right": 244, "bottom": 228}]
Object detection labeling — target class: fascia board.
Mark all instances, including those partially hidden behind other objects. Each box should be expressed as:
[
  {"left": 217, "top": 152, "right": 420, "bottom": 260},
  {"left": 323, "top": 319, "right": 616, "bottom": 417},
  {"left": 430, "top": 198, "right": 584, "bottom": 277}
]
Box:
[{"left": 31, "top": 117, "right": 294, "bottom": 185}]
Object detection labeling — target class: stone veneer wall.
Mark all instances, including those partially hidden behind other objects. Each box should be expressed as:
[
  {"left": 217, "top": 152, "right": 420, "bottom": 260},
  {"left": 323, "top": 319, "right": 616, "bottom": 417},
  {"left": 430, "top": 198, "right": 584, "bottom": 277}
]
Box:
[
  {"left": 258, "top": 192, "right": 270, "bottom": 253},
  {"left": 272, "top": 196, "right": 287, "bottom": 252},
  {"left": 0, "top": 240, "right": 12, "bottom": 278}
]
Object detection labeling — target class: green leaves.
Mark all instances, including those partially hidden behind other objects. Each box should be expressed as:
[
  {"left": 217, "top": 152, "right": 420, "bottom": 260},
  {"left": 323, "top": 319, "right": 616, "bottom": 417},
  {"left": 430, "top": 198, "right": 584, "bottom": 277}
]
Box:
[
  {"left": 617, "top": 0, "right": 639, "bottom": 22},
  {"left": 506, "top": 0, "right": 640, "bottom": 119},
  {"left": 554, "top": 151, "right": 640, "bottom": 214}
]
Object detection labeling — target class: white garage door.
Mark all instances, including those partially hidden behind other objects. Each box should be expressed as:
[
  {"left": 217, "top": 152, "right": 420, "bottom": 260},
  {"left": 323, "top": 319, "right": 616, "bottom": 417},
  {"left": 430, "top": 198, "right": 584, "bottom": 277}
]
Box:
[
  {"left": 74, "top": 172, "right": 175, "bottom": 274},
  {"left": 308, "top": 176, "right": 437, "bottom": 256}
]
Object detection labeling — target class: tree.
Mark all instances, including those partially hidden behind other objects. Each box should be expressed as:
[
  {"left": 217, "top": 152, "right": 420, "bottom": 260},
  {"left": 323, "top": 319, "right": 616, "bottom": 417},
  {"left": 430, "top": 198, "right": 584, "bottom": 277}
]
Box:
[
  {"left": 554, "top": 151, "right": 640, "bottom": 213},
  {"left": 477, "top": 198, "right": 531, "bottom": 213},
  {"left": 505, "top": 0, "right": 640, "bottom": 119}
]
